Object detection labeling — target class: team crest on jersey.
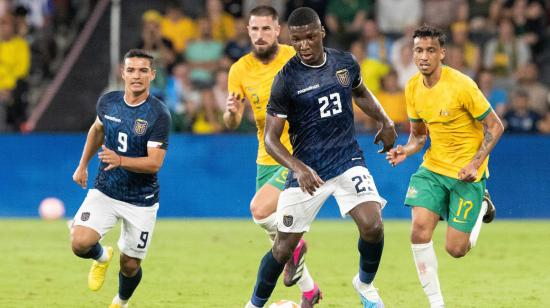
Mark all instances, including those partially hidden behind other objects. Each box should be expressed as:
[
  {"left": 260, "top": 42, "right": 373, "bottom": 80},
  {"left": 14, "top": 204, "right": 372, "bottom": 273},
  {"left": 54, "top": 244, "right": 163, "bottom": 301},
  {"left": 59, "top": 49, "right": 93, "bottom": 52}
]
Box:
[
  {"left": 336, "top": 69, "right": 350, "bottom": 87},
  {"left": 283, "top": 215, "right": 294, "bottom": 227},
  {"left": 81, "top": 212, "right": 90, "bottom": 221},
  {"left": 133, "top": 119, "right": 148, "bottom": 135}
]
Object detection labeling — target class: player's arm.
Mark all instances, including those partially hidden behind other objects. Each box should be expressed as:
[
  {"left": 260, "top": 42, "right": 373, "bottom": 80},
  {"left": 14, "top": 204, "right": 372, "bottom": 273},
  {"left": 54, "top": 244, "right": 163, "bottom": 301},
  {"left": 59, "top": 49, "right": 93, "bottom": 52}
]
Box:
[
  {"left": 99, "top": 145, "right": 167, "bottom": 174},
  {"left": 458, "top": 110, "right": 504, "bottom": 182},
  {"left": 352, "top": 83, "right": 397, "bottom": 153},
  {"left": 223, "top": 92, "right": 245, "bottom": 130},
  {"left": 73, "top": 118, "right": 104, "bottom": 188},
  {"left": 265, "top": 115, "right": 324, "bottom": 195},
  {"left": 386, "top": 121, "right": 428, "bottom": 167}
]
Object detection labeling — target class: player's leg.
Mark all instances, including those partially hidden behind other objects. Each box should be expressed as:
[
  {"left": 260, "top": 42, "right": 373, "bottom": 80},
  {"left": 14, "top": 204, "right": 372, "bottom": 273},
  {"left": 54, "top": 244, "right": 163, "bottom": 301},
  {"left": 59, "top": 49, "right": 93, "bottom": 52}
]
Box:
[
  {"left": 246, "top": 184, "right": 330, "bottom": 308},
  {"left": 251, "top": 165, "right": 287, "bottom": 241},
  {"left": 111, "top": 202, "right": 159, "bottom": 308},
  {"left": 406, "top": 167, "right": 447, "bottom": 307},
  {"left": 334, "top": 166, "right": 386, "bottom": 307},
  {"left": 446, "top": 179, "right": 487, "bottom": 257},
  {"left": 482, "top": 189, "right": 496, "bottom": 223},
  {"left": 252, "top": 165, "right": 318, "bottom": 295},
  {"left": 71, "top": 189, "right": 117, "bottom": 291}
]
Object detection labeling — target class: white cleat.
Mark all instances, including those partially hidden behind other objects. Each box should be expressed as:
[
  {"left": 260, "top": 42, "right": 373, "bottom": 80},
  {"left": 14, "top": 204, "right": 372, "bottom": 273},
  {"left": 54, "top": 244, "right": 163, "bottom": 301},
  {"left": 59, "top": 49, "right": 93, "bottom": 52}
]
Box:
[{"left": 353, "top": 274, "right": 384, "bottom": 308}]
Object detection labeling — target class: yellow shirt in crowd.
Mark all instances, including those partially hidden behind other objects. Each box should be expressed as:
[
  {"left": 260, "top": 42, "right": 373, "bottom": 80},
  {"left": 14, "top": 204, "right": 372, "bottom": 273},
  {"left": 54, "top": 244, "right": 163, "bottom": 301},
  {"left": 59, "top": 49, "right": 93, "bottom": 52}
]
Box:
[{"left": 405, "top": 66, "right": 492, "bottom": 181}]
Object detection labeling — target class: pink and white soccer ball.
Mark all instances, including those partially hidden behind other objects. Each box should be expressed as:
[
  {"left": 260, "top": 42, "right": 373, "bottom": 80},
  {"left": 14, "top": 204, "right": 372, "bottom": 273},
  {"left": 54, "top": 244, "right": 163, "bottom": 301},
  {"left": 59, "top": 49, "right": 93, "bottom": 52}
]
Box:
[
  {"left": 269, "top": 300, "right": 299, "bottom": 308},
  {"left": 38, "top": 197, "right": 65, "bottom": 220}
]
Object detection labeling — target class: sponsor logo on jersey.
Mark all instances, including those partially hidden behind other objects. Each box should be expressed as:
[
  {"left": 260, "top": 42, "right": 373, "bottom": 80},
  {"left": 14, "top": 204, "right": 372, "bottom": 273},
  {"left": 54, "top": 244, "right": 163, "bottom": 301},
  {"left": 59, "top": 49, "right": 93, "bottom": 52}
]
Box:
[
  {"left": 296, "top": 84, "right": 320, "bottom": 95},
  {"left": 81, "top": 212, "right": 90, "bottom": 221},
  {"left": 440, "top": 109, "right": 449, "bottom": 116},
  {"left": 134, "top": 119, "right": 148, "bottom": 135},
  {"left": 105, "top": 115, "right": 122, "bottom": 123},
  {"left": 283, "top": 215, "right": 294, "bottom": 227},
  {"left": 336, "top": 69, "right": 350, "bottom": 87}
]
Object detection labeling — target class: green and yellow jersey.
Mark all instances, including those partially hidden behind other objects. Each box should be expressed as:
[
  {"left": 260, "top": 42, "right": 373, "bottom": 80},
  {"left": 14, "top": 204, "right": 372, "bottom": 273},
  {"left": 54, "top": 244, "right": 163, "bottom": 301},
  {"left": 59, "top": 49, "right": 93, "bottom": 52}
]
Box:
[
  {"left": 228, "top": 44, "right": 295, "bottom": 165},
  {"left": 405, "top": 66, "right": 492, "bottom": 181}
]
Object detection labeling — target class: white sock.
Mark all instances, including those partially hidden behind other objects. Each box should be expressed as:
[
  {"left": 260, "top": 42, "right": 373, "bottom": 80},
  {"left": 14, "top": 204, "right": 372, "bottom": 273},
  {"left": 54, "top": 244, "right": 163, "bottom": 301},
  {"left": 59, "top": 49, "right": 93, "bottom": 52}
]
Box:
[
  {"left": 469, "top": 200, "right": 488, "bottom": 248},
  {"left": 412, "top": 241, "right": 444, "bottom": 307},
  {"left": 96, "top": 246, "right": 109, "bottom": 263},
  {"left": 253, "top": 213, "right": 278, "bottom": 242},
  {"left": 296, "top": 264, "right": 315, "bottom": 293},
  {"left": 112, "top": 294, "right": 128, "bottom": 307},
  {"left": 244, "top": 300, "right": 261, "bottom": 308}
]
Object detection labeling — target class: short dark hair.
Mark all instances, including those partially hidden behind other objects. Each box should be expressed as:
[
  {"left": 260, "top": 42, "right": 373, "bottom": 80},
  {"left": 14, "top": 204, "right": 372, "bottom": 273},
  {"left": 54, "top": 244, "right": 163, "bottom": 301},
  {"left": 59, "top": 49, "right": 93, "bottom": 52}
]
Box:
[
  {"left": 123, "top": 49, "right": 154, "bottom": 68},
  {"left": 287, "top": 7, "right": 320, "bottom": 27},
  {"left": 249, "top": 5, "right": 279, "bottom": 21},
  {"left": 413, "top": 25, "right": 446, "bottom": 47}
]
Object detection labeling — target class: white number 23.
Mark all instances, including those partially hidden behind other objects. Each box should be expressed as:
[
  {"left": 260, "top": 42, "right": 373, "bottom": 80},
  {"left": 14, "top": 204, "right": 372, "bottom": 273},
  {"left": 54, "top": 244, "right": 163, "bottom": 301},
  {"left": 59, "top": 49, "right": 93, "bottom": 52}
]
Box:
[{"left": 318, "top": 93, "right": 342, "bottom": 118}]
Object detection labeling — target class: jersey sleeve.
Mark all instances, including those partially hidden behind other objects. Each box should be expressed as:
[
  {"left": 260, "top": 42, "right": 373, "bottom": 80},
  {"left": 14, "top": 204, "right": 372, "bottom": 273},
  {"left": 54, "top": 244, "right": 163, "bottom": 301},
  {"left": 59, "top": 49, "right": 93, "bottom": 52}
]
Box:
[
  {"left": 405, "top": 81, "right": 421, "bottom": 122},
  {"left": 462, "top": 80, "right": 492, "bottom": 120},
  {"left": 148, "top": 108, "right": 171, "bottom": 150},
  {"left": 350, "top": 54, "right": 363, "bottom": 89},
  {"left": 266, "top": 72, "right": 291, "bottom": 118},
  {"left": 227, "top": 63, "right": 245, "bottom": 98},
  {"left": 96, "top": 95, "right": 106, "bottom": 124}
]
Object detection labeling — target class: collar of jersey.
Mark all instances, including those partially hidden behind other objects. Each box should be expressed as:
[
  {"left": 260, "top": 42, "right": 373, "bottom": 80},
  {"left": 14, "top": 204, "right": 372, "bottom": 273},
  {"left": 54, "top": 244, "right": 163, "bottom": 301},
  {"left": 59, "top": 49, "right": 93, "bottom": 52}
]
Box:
[
  {"left": 123, "top": 96, "right": 147, "bottom": 107},
  {"left": 300, "top": 52, "right": 327, "bottom": 68}
]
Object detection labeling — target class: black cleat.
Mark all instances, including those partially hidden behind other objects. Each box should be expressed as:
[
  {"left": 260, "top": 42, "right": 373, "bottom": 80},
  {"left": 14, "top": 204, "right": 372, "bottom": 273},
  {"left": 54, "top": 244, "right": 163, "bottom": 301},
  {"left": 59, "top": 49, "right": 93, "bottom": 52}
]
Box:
[{"left": 482, "top": 190, "right": 496, "bottom": 223}]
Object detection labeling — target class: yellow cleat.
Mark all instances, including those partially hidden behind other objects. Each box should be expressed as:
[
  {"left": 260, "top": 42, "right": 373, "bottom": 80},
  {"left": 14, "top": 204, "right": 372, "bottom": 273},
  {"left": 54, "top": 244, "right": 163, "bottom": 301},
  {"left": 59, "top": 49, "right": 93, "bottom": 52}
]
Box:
[
  {"left": 108, "top": 304, "right": 126, "bottom": 308},
  {"left": 88, "top": 246, "right": 113, "bottom": 291}
]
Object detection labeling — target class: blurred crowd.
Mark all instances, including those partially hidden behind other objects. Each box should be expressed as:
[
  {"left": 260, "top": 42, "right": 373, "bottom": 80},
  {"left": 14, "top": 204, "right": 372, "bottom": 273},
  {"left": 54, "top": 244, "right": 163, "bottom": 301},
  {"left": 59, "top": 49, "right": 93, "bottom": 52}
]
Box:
[{"left": 1, "top": 0, "right": 550, "bottom": 134}]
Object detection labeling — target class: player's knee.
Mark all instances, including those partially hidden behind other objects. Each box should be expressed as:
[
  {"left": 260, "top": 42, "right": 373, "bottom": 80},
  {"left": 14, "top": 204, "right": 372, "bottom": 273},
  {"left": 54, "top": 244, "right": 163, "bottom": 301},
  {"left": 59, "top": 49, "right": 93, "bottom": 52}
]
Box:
[
  {"left": 445, "top": 243, "right": 468, "bottom": 258},
  {"left": 359, "top": 220, "right": 384, "bottom": 242},
  {"left": 250, "top": 200, "right": 273, "bottom": 220},
  {"left": 410, "top": 223, "right": 433, "bottom": 244},
  {"left": 71, "top": 239, "right": 92, "bottom": 257},
  {"left": 120, "top": 258, "right": 141, "bottom": 277}
]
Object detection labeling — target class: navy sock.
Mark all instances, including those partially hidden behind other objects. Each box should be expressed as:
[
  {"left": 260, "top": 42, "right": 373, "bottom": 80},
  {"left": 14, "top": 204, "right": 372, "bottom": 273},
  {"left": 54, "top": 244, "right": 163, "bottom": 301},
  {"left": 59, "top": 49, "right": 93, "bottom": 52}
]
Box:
[
  {"left": 250, "top": 250, "right": 285, "bottom": 307},
  {"left": 358, "top": 237, "right": 384, "bottom": 284},
  {"left": 119, "top": 268, "right": 142, "bottom": 300},
  {"left": 79, "top": 242, "right": 103, "bottom": 259}
]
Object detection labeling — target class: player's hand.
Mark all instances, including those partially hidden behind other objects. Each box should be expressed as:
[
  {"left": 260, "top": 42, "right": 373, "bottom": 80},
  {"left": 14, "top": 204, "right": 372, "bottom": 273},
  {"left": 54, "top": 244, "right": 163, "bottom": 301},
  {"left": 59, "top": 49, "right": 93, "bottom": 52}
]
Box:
[
  {"left": 294, "top": 162, "right": 325, "bottom": 196},
  {"left": 225, "top": 92, "right": 244, "bottom": 115},
  {"left": 98, "top": 145, "right": 122, "bottom": 171},
  {"left": 386, "top": 145, "right": 407, "bottom": 167},
  {"left": 458, "top": 163, "right": 478, "bottom": 182},
  {"left": 72, "top": 165, "right": 88, "bottom": 189},
  {"left": 374, "top": 123, "right": 397, "bottom": 153}
]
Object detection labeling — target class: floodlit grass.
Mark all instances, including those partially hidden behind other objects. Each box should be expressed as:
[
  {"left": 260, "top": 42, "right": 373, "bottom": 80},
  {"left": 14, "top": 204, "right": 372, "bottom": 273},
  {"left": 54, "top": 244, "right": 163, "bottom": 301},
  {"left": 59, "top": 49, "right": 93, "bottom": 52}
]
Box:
[{"left": 1, "top": 219, "right": 549, "bottom": 307}]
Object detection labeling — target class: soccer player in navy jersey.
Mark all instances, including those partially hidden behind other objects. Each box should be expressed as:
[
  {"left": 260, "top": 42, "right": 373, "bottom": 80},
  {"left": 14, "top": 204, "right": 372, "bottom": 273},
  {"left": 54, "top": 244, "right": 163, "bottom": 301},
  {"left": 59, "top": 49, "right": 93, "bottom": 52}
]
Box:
[
  {"left": 244, "top": 8, "right": 397, "bottom": 308},
  {"left": 70, "top": 49, "right": 171, "bottom": 308}
]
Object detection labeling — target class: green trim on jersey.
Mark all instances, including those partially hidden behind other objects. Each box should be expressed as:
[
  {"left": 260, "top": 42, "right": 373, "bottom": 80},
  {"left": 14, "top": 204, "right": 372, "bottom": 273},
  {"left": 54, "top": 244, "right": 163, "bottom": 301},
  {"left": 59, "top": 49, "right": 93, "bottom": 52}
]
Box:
[
  {"left": 476, "top": 107, "right": 492, "bottom": 121},
  {"left": 404, "top": 167, "right": 486, "bottom": 233},
  {"left": 409, "top": 117, "right": 423, "bottom": 122},
  {"left": 256, "top": 165, "right": 288, "bottom": 191}
]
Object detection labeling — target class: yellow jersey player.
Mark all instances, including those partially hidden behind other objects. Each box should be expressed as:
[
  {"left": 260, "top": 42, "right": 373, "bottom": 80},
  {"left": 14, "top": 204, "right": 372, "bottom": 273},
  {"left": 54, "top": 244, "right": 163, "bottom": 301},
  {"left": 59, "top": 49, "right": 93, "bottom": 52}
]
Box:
[
  {"left": 386, "top": 26, "right": 503, "bottom": 307},
  {"left": 223, "top": 5, "right": 321, "bottom": 307}
]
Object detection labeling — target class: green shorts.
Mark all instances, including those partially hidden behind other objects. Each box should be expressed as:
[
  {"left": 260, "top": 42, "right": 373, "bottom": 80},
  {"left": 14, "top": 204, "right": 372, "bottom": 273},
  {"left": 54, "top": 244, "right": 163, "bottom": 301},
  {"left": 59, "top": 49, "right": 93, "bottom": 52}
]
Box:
[
  {"left": 256, "top": 165, "right": 288, "bottom": 191},
  {"left": 404, "top": 166, "right": 486, "bottom": 233}
]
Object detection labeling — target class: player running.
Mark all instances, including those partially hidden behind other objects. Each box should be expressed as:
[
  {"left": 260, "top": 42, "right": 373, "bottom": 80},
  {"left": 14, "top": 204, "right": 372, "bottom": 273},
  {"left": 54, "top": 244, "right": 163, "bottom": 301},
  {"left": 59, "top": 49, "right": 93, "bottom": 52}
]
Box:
[
  {"left": 224, "top": 6, "right": 321, "bottom": 306},
  {"left": 386, "top": 25, "right": 503, "bottom": 307},
  {"left": 71, "top": 49, "right": 171, "bottom": 308}
]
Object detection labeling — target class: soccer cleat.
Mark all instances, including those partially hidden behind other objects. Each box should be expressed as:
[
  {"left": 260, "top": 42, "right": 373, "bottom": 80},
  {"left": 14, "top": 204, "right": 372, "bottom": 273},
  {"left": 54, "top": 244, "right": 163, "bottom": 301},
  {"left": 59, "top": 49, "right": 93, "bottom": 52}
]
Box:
[
  {"left": 88, "top": 246, "right": 113, "bottom": 291},
  {"left": 353, "top": 274, "right": 384, "bottom": 308},
  {"left": 300, "top": 283, "right": 322, "bottom": 308},
  {"left": 482, "top": 190, "right": 496, "bottom": 223},
  {"left": 108, "top": 304, "right": 127, "bottom": 308},
  {"left": 283, "top": 239, "right": 307, "bottom": 287}
]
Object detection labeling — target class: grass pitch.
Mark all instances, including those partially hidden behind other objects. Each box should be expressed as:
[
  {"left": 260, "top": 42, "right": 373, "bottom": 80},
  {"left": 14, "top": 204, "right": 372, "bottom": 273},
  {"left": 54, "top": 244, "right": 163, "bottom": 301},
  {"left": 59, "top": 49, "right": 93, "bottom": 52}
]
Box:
[{"left": 1, "top": 219, "right": 549, "bottom": 307}]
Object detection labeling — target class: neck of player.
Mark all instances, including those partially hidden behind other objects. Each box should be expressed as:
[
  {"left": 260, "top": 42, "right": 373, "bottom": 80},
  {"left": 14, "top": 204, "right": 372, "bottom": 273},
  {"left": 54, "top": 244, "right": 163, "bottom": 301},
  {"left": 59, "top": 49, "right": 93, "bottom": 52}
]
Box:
[
  {"left": 125, "top": 90, "right": 149, "bottom": 105},
  {"left": 422, "top": 65, "right": 443, "bottom": 88}
]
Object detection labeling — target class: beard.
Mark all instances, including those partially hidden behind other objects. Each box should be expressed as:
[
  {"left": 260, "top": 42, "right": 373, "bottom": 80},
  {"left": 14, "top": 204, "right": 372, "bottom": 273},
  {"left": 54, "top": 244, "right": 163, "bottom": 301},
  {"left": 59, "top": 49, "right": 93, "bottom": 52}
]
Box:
[{"left": 253, "top": 42, "right": 278, "bottom": 62}]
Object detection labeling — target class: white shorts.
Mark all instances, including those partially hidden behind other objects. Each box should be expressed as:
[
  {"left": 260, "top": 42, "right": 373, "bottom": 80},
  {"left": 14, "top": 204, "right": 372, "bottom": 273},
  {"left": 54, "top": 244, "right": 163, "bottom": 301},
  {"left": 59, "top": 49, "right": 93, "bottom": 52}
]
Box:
[
  {"left": 73, "top": 189, "right": 159, "bottom": 259},
  {"left": 277, "top": 166, "right": 386, "bottom": 233}
]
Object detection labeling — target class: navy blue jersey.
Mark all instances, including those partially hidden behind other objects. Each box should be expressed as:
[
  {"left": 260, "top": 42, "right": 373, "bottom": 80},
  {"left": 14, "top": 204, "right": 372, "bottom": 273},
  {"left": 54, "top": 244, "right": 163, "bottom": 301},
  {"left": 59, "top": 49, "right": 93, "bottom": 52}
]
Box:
[
  {"left": 94, "top": 91, "right": 171, "bottom": 206},
  {"left": 266, "top": 48, "right": 365, "bottom": 188}
]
